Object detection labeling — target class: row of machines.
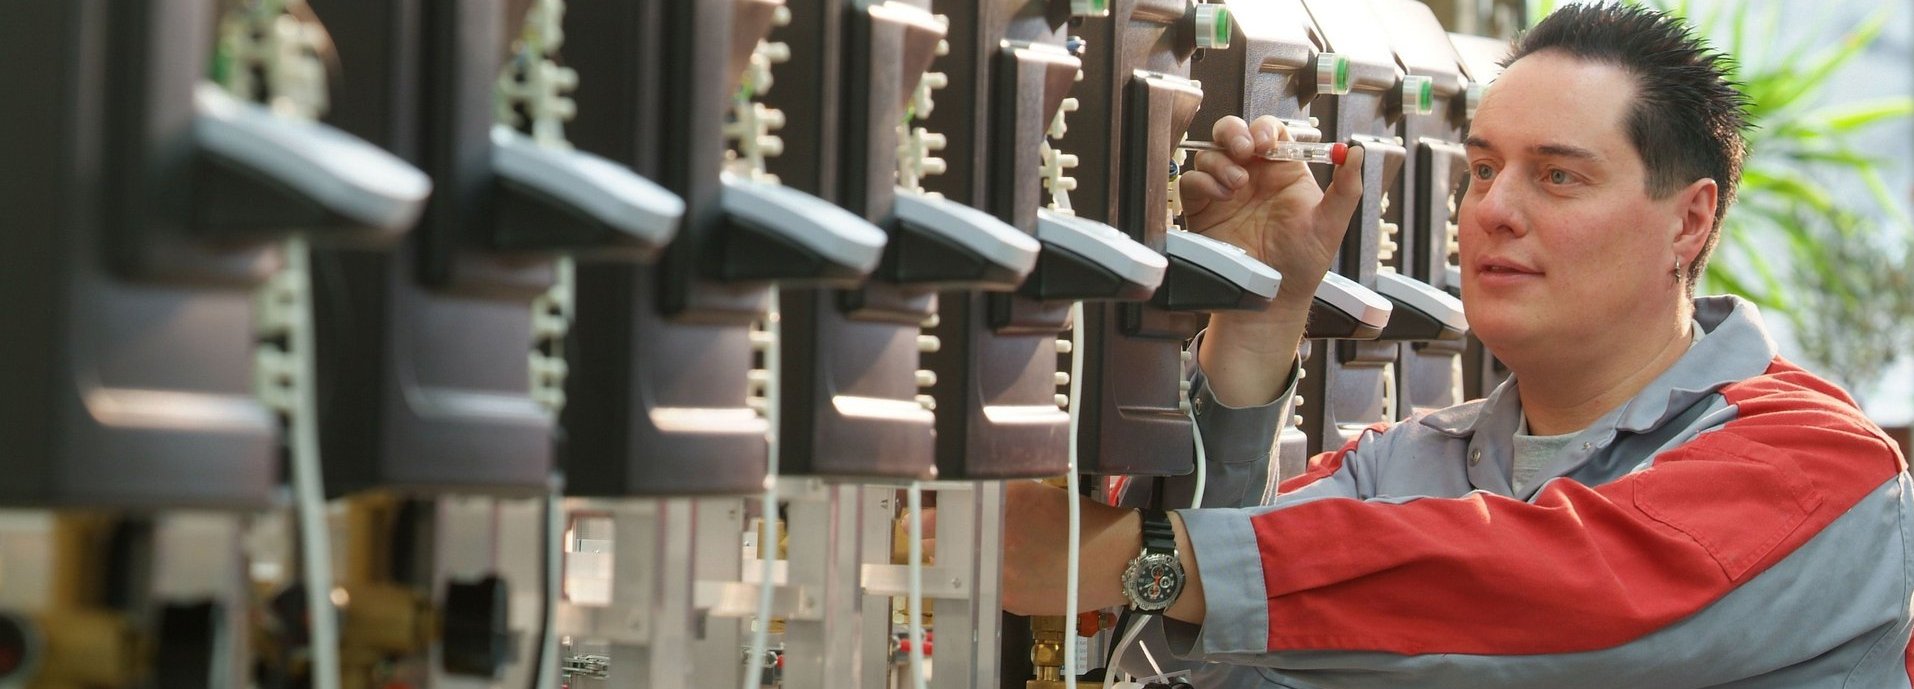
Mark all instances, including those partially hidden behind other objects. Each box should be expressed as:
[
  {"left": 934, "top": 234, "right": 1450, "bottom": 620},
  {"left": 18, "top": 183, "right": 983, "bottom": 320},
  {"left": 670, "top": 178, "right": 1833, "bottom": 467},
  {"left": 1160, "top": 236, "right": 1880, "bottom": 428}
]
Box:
[{"left": 0, "top": 0, "right": 1510, "bottom": 687}]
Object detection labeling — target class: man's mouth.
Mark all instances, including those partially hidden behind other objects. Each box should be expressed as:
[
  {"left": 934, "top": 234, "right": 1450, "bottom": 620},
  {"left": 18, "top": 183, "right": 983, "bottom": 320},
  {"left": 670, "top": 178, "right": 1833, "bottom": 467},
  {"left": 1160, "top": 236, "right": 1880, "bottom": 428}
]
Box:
[{"left": 1476, "top": 256, "right": 1541, "bottom": 275}]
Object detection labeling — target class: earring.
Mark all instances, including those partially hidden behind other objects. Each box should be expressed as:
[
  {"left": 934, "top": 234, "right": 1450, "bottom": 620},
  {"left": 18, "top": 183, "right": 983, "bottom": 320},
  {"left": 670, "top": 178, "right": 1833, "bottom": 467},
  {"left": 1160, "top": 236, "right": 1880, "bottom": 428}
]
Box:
[{"left": 1673, "top": 257, "right": 1683, "bottom": 281}]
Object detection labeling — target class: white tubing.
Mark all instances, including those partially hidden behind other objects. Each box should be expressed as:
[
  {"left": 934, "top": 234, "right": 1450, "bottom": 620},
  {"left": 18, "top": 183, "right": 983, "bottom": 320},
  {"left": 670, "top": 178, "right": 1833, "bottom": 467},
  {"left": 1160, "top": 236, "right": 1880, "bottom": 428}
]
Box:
[
  {"left": 285, "top": 238, "right": 342, "bottom": 689},
  {"left": 744, "top": 289, "right": 781, "bottom": 689},
  {"left": 1138, "top": 630, "right": 1163, "bottom": 678},
  {"left": 1064, "top": 301, "right": 1087, "bottom": 687},
  {"left": 906, "top": 482, "right": 927, "bottom": 689},
  {"left": 1187, "top": 384, "right": 1207, "bottom": 509}
]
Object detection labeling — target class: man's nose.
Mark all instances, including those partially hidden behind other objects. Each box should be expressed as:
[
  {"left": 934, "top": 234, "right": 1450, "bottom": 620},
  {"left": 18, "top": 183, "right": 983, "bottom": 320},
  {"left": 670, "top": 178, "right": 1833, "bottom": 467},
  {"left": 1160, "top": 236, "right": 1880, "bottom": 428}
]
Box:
[{"left": 1466, "top": 174, "right": 1527, "bottom": 238}]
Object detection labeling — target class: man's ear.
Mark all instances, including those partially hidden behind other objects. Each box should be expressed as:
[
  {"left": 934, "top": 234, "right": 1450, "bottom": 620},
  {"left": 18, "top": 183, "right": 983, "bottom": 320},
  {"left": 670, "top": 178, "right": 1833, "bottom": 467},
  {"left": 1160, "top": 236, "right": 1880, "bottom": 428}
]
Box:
[{"left": 1673, "top": 177, "right": 1718, "bottom": 264}]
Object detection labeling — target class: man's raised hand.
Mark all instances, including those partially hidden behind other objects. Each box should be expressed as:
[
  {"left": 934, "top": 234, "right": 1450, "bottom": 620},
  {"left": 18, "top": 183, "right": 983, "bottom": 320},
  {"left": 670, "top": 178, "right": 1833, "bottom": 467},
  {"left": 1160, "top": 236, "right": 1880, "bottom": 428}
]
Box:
[{"left": 1178, "top": 115, "right": 1365, "bottom": 301}]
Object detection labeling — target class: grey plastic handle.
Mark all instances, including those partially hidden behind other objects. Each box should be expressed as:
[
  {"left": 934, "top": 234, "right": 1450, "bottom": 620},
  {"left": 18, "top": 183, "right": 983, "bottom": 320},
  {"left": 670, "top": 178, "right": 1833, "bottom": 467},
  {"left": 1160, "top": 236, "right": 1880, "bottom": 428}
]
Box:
[
  {"left": 721, "top": 174, "right": 887, "bottom": 276},
  {"left": 1035, "top": 209, "right": 1168, "bottom": 292},
  {"left": 1164, "top": 230, "right": 1282, "bottom": 299},
  {"left": 193, "top": 83, "right": 431, "bottom": 232},
  {"left": 1316, "top": 271, "right": 1394, "bottom": 329},
  {"left": 893, "top": 190, "right": 1042, "bottom": 279},
  {"left": 491, "top": 125, "right": 683, "bottom": 251},
  {"left": 1375, "top": 271, "right": 1469, "bottom": 334}
]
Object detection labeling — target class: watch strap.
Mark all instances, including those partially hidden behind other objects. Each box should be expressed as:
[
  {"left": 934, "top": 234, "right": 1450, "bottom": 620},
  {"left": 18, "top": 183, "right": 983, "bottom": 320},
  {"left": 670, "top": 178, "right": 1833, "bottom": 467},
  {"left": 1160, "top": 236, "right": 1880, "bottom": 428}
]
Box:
[{"left": 1139, "top": 508, "right": 1176, "bottom": 557}]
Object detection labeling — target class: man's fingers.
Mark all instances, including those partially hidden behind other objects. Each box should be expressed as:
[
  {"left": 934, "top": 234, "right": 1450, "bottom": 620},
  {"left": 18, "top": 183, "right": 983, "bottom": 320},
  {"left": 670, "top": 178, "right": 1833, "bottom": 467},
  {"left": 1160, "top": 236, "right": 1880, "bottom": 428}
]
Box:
[
  {"left": 1249, "top": 115, "right": 1284, "bottom": 153},
  {"left": 1210, "top": 116, "right": 1252, "bottom": 159},
  {"left": 1179, "top": 171, "right": 1233, "bottom": 208},
  {"left": 1191, "top": 150, "right": 1248, "bottom": 189},
  {"left": 1316, "top": 143, "right": 1366, "bottom": 230}
]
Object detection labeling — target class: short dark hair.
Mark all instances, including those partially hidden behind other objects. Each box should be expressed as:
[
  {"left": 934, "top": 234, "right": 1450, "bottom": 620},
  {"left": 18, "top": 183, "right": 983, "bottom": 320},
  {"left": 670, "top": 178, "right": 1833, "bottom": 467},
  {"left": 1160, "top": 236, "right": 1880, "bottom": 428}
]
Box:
[{"left": 1505, "top": 3, "right": 1752, "bottom": 289}]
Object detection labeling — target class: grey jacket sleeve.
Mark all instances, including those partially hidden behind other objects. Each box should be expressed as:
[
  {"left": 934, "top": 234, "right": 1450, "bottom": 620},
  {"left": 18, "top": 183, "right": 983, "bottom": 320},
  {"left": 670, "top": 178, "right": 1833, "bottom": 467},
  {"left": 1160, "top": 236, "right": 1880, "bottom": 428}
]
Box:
[{"left": 1154, "top": 330, "right": 1299, "bottom": 510}]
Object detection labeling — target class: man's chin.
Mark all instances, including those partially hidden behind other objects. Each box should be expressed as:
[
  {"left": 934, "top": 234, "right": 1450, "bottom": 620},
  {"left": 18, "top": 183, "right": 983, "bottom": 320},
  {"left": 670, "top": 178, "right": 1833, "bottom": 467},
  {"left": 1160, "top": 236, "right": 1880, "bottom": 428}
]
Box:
[{"left": 1463, "top": 306, "right": 1549, "bottom": 355}]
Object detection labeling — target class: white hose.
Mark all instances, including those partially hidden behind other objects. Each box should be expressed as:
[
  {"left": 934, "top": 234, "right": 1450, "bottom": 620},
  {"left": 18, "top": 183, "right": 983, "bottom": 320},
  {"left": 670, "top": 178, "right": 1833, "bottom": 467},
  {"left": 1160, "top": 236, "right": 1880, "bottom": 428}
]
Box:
[
  {"left": 285, "top": 238, "right": 342, "bottom": 689},
  {"left": 1064, "top": 301, "right": 1087, "bottom": 686},
  {"left": 744, "top": 288, "right": 781, "bottom": 689},
  {"left": 906, "top": 482, "right": 927, "bottom": 689},
  {"left": 1187, "top": 381, "right": 1207, "bottom": 509}
]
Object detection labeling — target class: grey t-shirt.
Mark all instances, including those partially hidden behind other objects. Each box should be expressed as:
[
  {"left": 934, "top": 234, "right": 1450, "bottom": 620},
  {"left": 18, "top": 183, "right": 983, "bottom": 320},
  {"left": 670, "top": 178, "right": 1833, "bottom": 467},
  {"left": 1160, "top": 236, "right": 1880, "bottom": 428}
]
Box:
[{"left": 1511, "top": 422, "right": 1577, "bottom": 494}]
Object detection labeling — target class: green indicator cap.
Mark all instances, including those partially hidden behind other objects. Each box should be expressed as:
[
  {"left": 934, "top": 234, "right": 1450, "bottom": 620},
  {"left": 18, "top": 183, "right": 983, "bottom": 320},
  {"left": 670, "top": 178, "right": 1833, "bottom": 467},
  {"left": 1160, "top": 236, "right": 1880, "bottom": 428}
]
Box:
[
  {"left": 1195, "top": 5, "right": 1232, "bottom": 50},
  {"left": 1072, "top": 0, "right": 1111, "bottom": 18},
  {"left": 1402, "top": 75, "right": 1435, "bottom": 115},
  {"left": 1317, "top": 53, "right": 1353, "bottom": 96}
]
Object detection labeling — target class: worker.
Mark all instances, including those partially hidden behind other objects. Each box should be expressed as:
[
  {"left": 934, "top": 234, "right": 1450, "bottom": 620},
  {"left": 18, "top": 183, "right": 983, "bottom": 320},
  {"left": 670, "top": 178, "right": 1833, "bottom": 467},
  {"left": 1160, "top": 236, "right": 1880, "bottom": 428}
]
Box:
[{"left": 1001, "top": 4, "right": 1913, "bottom": 687}]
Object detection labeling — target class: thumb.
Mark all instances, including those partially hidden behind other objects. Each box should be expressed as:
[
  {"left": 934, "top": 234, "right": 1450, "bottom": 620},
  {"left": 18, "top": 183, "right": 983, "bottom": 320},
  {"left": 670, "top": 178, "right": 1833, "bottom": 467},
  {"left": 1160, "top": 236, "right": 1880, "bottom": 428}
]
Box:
[{"left": 1314, "top": 143, "right": 1366, "bottom": 233}]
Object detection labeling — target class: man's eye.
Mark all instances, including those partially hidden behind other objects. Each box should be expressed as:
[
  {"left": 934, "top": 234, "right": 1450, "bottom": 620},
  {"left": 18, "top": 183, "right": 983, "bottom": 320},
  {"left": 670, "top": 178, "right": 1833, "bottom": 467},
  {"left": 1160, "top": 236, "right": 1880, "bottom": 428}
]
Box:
[
  {"left": 1473, "top": 163, "right": 1494, "bottom": 181},
  {"left": 1549, "top": 169, "right": 1573, "bottom": 185}
]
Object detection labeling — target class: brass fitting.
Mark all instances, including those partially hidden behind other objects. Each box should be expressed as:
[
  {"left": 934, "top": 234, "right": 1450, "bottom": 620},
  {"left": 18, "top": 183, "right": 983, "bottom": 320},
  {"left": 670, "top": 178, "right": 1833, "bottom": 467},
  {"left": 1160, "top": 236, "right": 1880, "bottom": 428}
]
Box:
[
  {"left": 1027, "top": 615, "right": 1065, "bottom": 688},
  {"left": 1026, "top": 615, "right": 1103, "bottom": 689},
  {"left": 32, "top": 514, "right": 146, "bottom": 689},
  {"left": 32, "top": 609, "right": 141, "bottom": 689},
  {"left": 336, "top": 494, "right": 438, "bottom": 689},
  {"left": 339, "top": 582, "right": 435, "bottom": 657}
]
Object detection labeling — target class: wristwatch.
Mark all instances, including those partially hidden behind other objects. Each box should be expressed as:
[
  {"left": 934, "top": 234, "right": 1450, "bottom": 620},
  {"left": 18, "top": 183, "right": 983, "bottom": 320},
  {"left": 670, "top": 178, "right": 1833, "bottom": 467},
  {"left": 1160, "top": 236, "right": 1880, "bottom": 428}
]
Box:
[{"left": 1120, "top": 508, "right": 1186, "bottom": 613}]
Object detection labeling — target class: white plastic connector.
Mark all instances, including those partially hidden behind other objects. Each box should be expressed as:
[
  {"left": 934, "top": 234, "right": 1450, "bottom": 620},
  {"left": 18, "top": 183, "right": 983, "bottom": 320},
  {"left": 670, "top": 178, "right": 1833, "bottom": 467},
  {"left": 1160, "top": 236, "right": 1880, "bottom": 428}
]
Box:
[
  {"left": 528, "top": 258, "right": 575, "bottom": 416},
  {"left": 1378, "top": 221, "right": 1401, "bottom": 267}
]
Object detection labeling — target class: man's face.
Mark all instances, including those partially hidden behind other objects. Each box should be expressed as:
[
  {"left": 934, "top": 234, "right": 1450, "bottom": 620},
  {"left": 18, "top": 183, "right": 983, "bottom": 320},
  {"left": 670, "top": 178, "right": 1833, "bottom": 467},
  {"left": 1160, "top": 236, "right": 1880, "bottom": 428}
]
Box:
[{"left": 1457, "top": 51, "right": 1690, "bottom": 361}]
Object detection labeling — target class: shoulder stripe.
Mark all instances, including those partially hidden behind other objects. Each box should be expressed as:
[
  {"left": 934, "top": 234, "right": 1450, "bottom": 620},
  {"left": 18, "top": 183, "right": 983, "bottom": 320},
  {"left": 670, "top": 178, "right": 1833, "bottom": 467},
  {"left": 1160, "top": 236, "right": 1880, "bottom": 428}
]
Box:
[{"left": 1251, "top": 357, "right": 1908, "bottom": 655}]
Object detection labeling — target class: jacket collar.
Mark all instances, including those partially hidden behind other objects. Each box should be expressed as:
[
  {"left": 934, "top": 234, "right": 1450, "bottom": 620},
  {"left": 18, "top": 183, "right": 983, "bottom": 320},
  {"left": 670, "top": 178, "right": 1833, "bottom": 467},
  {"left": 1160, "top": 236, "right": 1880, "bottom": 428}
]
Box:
[{"left": 1419, "top": 295, "right": 1777, "bottom": 440}]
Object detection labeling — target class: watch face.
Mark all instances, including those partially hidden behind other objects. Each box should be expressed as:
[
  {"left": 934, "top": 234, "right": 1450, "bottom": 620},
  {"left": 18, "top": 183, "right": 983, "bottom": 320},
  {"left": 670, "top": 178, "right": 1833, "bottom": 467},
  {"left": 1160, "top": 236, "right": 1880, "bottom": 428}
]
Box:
[{"left": 1122, "top": 553, "right": 1185, "bottom": 611}]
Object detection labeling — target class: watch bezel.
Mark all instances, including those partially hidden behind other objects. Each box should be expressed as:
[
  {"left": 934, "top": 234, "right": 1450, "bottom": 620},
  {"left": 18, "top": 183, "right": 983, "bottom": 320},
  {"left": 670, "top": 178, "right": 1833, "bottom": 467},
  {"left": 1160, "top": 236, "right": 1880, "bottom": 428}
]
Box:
[{"left": 1120, "top": 551, "right": 1186, "bottom": 612}]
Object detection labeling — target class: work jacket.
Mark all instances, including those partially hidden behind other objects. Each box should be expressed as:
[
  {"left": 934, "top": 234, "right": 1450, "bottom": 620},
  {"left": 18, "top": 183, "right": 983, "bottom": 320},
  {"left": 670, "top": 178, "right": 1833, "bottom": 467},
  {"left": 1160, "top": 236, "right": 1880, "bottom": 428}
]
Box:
[{"left": 1154, "top": 295, "right": 1912, "bottom": 688}]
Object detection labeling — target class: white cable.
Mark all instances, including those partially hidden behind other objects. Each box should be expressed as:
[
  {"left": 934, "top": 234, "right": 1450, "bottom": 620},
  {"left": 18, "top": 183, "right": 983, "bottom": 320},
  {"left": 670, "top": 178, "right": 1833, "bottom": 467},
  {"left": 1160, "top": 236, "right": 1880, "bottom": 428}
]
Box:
[
  {"left": 1137, "top": 628, "right": 1164, "bottom": 678},
  {"left": 285, "top": 238, "right": 342, "bottom": 689},
  {"left": 1100, "top": 615, "right": 1151, "bottom": 689},
  {"left": 1187, "top": 384, "right": 1207, "bottom": 509},
  {"left": 1064, "top": 301, "right": 1087, "bottom": 687},
  {"left": 906, "top": 482, "right": 927, "bottom": 689},
  {"left": 744, "top": 287, "right": 781, "bottom": 689}
]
